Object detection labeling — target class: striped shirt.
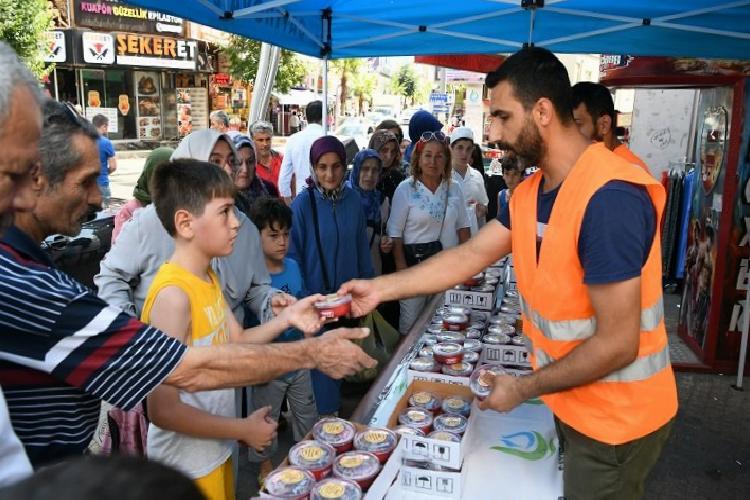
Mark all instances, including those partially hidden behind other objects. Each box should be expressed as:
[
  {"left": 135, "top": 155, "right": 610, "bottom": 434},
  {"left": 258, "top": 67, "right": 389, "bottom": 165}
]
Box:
[{"left": 0, "top": 226, "right": 187, "bottom": 467}]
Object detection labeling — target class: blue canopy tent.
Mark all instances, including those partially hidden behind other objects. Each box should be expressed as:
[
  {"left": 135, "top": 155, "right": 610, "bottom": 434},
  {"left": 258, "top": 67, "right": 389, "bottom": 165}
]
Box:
[{"left": 126, "top": 1, "right": 750, "bottom": 59}]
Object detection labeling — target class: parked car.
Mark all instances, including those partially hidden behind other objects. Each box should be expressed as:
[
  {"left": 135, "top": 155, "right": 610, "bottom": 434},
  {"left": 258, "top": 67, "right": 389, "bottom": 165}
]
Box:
[{"left": 334, "top": 118, "right": 370, "bottom": 152}]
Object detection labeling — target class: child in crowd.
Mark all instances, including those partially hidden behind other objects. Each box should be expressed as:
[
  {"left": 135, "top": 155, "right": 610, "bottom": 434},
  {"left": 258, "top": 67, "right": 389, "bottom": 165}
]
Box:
[
  {"left": 497, "top": 153, "right": 524, "bottom": 217},
  {"left": 141, "top": 159, "right": 325, "bottom": 500},
  {"left": 248, "top": 197, "right": 319, "bottom": 478}
]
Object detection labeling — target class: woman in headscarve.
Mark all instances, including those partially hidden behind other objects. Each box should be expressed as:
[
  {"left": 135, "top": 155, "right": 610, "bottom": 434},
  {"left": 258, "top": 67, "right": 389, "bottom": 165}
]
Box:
[
  {"left": 111, "top": 147, "right": 173, "bottom": 244},
  {"left": 288, "top": 136, "right": 374, "bottom": 416},
  {"left": 348, "top": 149, "right": 393, "bottom": 276},
  {"left": 369, "top": 130, "right": 404, "bottom": 205},
  {"left": 232, "top": 134, "right": 279, "bottom": 215}
]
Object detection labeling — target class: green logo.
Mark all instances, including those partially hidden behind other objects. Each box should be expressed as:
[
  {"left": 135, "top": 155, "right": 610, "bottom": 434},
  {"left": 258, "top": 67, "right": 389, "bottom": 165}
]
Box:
[{"left": 490, "top": 431, "right": 557, "bottom": 461}]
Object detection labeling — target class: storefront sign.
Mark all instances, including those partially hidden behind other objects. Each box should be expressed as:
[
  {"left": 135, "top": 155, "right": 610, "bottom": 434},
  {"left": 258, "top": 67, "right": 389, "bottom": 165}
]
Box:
[
  {"left": 85, "top": 107, "right": 119, "bottom": 133},
  {"left": 601, "top": 56, "right": 750, "bottom": 82},
  {"left": 75, "top": 1, "right": 183, "bottom": 35},
  {"left": 83, "top": 32, "right": 115, "bottom": 64},
  {"left": 43, "top": 31, "right": 66, "bottom": 63},
  {"left": 115, "top": 33, "right": 197, "bottom": 70}
]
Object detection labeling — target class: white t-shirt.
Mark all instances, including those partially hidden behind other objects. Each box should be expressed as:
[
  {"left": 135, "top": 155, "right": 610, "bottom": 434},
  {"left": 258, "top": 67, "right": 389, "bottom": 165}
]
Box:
[
  {"left": 277, "top": 124, "right": 324, "bottom": 197},
  {"left": 453, "top": 166, "right": 489, "bottom": 234},
  {"left": 0, "top": 387, "right": 32, "bottom": 487},
  {"left": 388, "top": 178, "right": 470, "bottom": 249}
]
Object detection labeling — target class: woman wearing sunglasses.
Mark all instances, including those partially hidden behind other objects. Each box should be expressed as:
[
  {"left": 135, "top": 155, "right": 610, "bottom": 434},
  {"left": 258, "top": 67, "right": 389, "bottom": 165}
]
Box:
[{"left": 387, "top": 131, "right": 471, "bottom": 333}]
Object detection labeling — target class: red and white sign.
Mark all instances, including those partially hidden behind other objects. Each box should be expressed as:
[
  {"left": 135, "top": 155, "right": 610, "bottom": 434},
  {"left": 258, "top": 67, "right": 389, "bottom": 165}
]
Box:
[
  {"left": 43, "top": 31, "right": 66, "bottom": 63},
  {"left": 83, "top": 31, "right": 115, "bottom": 64}
]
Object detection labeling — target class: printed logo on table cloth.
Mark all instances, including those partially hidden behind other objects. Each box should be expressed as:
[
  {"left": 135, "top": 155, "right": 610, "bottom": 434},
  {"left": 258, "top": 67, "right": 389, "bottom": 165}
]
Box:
[{"left": 490, "top": 431, "right": 557, "bottom": 461}]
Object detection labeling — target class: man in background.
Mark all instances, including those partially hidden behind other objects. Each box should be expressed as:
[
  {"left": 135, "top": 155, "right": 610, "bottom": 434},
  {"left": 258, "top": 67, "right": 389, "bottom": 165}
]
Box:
[
  {"left": 210, "top": 110, "right": 230, "bottom": 134},
  {"left": 277, "top": 101, "right": 324, "bottom": 205},
  {"left": 572, "top": 82, "right": 650, "bottom": 173},
  {"left": 250, "top": 120, "right": 284, "bottom": 190},
  {"left": 92, "top": 115, "right": 116, "bottom": 210}
]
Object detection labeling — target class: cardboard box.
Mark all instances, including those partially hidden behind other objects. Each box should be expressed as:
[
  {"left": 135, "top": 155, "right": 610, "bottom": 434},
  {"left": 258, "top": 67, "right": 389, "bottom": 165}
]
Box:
[
  {"left": 396, "top": 462, "right": 467, "bottom": 498},
  {"left": 387, "top": 380, "right": 474, "bottom": 470},
  {"left": 480, "top": 342, "right": 531, "bottom": 367},
  {"left": 444, "top": 285, "right": 498, "bottom": 311},
  {"left": 406, "top": 369, "right": 471, "bottom": 387}
]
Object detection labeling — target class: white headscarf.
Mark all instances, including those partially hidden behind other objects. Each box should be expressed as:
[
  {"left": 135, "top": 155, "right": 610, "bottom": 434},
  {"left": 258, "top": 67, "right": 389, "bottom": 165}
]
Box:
[{"left": 171, "top": 128, "right": 236, "bottom": 165}]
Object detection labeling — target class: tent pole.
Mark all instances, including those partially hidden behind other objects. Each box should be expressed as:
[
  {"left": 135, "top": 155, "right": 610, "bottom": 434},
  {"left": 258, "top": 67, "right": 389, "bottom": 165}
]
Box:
[
  {"left": 528, "top": 7, "right": 536, "bottom": 45},
  {"left": 323, "top": 57, "right": 329, "bottom": 134}
]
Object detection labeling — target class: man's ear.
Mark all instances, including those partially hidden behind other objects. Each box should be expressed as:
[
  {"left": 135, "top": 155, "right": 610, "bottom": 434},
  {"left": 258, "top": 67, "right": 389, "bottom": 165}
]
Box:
[
  {"left": 597, "top": 115, "right": 613, "bottom": 137},
  {"left": 174, "top": 209, "right": 194, "bottom": 239},
  {"left": 31, "top": 163, "right": 47, "bottom": 194},
  {"left": 534, "top": 98, "right": 555, "bottom": 127}
]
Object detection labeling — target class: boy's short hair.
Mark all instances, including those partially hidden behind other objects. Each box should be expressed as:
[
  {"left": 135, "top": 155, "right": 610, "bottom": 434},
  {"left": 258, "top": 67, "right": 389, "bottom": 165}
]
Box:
[
  {"left": 249, "top": 197, "right": 292, "bottom": 233},
  {"left": 91, "top": 114, "right": 108, "bottom": 128},
  {"left": 501, "top": 153, "right": 524, "bottom": 174},
  {"left": 152, "top": 159, "right": 236, "bottom": 236}
]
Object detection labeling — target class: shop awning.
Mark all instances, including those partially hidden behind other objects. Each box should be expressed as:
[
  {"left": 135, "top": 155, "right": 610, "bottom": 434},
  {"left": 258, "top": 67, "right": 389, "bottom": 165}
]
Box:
[
  {"left": 126, "top": 1, "right": 750, "bottom": 59},
  {"left": 415, "top": 55, "right": 506, "bottom": 73},
  {"left": 272, "top": 89, "right": 332, "bottom": 106}
]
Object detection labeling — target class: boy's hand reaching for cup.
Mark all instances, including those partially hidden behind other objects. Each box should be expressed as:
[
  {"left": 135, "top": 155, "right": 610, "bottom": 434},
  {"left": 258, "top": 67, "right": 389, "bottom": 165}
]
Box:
[
  {"left": 278, "top": 294, "right": 325, "bottom": 335},
  {"left": 239, "top": 406, "right": 278, "bottom": 451}
]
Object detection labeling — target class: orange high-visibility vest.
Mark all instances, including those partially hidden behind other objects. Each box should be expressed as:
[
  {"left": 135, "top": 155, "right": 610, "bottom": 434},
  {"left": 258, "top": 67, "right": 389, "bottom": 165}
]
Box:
[
  {"left": 614, "top": 143, "right": 651, "bottom": 174},
  {"left": 510, "top": 143, "right": 677, "bottom": 445}
]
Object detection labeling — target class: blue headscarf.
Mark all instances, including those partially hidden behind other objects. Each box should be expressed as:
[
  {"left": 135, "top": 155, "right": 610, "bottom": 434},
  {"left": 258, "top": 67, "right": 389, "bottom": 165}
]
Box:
[{"left": 348, "top": 149, "right": 383, "bottom": 224}]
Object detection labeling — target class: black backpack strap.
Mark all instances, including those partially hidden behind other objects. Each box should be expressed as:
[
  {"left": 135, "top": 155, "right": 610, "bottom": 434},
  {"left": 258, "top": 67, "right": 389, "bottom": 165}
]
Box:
[{"left": 308, "top": 187, "right": 332, "bottom": 293}]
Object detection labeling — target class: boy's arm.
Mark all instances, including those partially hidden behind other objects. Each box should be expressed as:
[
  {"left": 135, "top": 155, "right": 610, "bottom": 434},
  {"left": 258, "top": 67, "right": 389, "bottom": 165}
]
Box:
[
  {"left": 227, "top": 295, "right": 325, "bottom": 344},
  {"left": 146, "top": 286, "right": 270, "bottom": 442}
]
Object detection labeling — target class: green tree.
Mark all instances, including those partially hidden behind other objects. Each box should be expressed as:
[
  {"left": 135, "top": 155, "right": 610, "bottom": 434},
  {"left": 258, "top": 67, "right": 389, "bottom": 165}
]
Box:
[
  {"left": 0, "top": 0, "right": 54, "bottom": 77},
  {"left": 391, "top": 64, "right": 418, "bottom": 108},
  {"left": 331, "top": 59, "right": 362, "bottom": 115},
  {"left": 352, "top": 72, "right": 377, "bottom": 115},
  {"left": 224, "top": 35, "right": 307, "bottom": 93}
]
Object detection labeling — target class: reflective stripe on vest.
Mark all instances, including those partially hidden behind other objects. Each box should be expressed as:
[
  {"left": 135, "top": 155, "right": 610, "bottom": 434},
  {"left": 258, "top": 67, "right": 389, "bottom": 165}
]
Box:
[
  {"left": 521, "top": 296, "right": 664, "bottom": 342},
  {"left": 535, "top": 343, "right": 671, "bottom": 382}
]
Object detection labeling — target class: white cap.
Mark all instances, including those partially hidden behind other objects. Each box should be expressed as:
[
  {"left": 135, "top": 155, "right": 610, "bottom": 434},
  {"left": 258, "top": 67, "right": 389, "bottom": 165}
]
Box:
[{"left": 450, "top": 126, "right": 474, "bottom": 145}]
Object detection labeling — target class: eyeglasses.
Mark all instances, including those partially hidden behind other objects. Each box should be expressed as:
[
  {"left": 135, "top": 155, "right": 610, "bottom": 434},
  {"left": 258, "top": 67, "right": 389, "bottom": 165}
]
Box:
[
  {"left": 419, "top": 131, "right": 449, "bottom": 144},
  {"left": 47, "top": 101, "right": 87, "bottom": 128}
]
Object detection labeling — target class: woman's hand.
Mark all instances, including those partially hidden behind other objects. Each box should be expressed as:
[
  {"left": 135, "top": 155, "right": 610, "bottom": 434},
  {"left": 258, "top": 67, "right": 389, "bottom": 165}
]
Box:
[{"left": 380, "top": 235, "right": 393, "bottom": 254}]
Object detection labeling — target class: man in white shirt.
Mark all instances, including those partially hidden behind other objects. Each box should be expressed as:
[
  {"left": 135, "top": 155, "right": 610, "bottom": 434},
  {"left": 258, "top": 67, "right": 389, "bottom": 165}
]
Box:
[
  {"left": 450, "top": 127, "right": 489, "bottom": 233},
  {"left": 278, "top": 100, "right": 324, "bottom": 205}
]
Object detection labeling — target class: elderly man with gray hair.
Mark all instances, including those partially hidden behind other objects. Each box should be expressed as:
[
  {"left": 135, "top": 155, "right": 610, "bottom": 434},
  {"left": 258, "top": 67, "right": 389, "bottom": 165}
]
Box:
[
  {"left": 249, "top": 120, "right": 283, "bottom": 189},
  {"left": 0, "top": 41, "right": 43, "bottom": 486},
  {"left": 209, "top": 110, "right": 230, "bottom": 133}
]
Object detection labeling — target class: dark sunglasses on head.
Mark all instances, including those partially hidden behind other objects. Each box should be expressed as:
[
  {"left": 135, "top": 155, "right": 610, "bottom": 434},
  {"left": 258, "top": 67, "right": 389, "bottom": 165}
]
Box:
[
  {"left": 47, "top": 101, "right": 87, "bottom": 128},
  {"left": 419, "top": 131, "right": 449, "bottom": 144}
]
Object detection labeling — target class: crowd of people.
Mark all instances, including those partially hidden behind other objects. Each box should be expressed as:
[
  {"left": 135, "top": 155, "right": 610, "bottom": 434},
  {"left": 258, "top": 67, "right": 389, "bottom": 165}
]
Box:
[{"left": 0, "top": 37, "right": 677, "bottom": 500}]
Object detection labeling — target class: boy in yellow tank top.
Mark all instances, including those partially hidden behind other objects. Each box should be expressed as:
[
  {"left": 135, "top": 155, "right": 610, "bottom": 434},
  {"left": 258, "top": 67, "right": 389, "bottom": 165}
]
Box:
[{"left": 141, "top": 159, "right": 326, "bottom": 500}]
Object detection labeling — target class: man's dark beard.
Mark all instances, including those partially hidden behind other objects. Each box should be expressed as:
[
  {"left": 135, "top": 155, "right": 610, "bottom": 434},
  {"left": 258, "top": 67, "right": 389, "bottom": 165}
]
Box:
[{"left": 496, "top": 117, "right": 544, "bottom": 166}]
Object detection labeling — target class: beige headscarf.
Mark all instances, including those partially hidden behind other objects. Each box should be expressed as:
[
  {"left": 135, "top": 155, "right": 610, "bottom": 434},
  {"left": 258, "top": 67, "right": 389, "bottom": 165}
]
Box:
[{"left": 171, "top": 128, "right": 236, "bottom": 169}]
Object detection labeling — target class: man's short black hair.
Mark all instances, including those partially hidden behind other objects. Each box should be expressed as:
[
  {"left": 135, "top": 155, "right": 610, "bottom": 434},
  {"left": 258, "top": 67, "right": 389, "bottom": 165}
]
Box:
[
  {"left": 249, "top": 196, "right": 292, "bottom": 233},
  {"left": 152, "top": 159, "right": 236, "bottom": 236},
  {"left": 376, "top": 119, "right": 403, "bottom": 143},
  {"left": 486, "top": 47, "right": 573, "bottom": 124},
  {"left": 306, "top": 100, "right": 323, "bottom": 124},
  {"left": 91, "top": 114, "right": 108, "bottom": 128},
  {"left": 571, "top": 82, "right": 616, "bottom": 126}
]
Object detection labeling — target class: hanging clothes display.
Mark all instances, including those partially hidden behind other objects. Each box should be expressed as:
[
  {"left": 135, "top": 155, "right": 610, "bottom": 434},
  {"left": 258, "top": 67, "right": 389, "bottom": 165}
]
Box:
[{"left": 675, "top": 169, "right": 696, "bottom": 279}]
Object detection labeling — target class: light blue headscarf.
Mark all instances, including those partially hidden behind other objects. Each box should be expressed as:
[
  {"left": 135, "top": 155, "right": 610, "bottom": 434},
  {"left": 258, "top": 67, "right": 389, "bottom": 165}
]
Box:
[{"left": 348, "top": 149, "right": 383, "bottom": 224}]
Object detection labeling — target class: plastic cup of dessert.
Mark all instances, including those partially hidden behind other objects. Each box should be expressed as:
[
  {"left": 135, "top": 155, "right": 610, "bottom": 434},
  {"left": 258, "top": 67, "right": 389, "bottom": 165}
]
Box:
[
  {"left": 310, "top": 478, "right": 363, "bottom": 500},
  {"left": 314, "top": 294, "right": 352, "bottom": 320},
  {"left": 313, "top": 417, "right": 357, "bottom": 454},
  {"left": 441, "top": 396, "right": 472, "bottom": 417},
  {"left": 432, "top": 342, "right": 465, "bottom": 365},
  {"left": 353, "top": 428, "right": 398, "bottom": 464},
  {"left": 288, "top": 440, "right": 337, "bottom": 481},
  {"left": 332, "top": 452, "right": 381, "bottom": 491},
  {"left": 264, "top": 466, "right": 316, "bottom": 499}
]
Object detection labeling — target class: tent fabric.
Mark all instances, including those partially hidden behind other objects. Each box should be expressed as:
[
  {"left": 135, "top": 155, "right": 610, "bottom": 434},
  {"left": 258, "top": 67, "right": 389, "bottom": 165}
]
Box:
[{"left": 128, "top": 1, "right": 750, "bottom": 60}]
